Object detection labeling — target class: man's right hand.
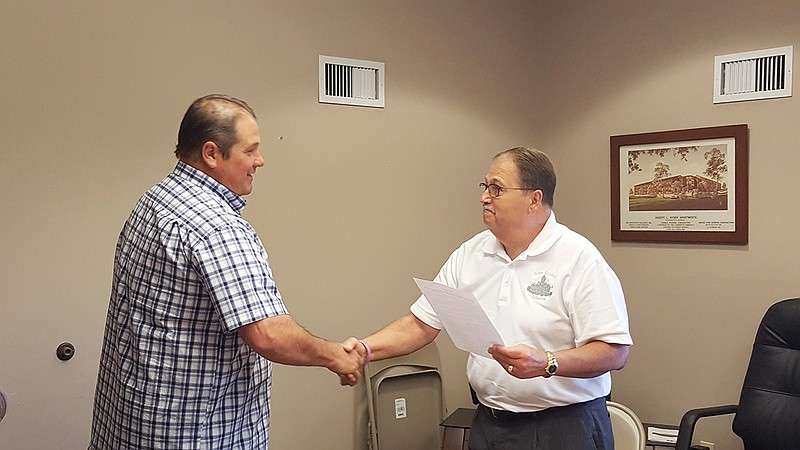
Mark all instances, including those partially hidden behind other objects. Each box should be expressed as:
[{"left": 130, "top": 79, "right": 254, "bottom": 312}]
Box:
[{"left": 331, "top": 341, "right": 364, "bottom": 386}]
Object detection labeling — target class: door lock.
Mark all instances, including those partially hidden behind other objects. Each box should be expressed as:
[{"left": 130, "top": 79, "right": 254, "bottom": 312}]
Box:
[
  {"left": 0, "top": 389, "right": 6, "bottom": 423},
  {"left": 56, "top": 342, "right": 76, "bottom": 361}
]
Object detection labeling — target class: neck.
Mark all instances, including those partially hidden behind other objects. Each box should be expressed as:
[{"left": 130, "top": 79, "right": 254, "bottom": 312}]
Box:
[
  {"left": 180, "top": 157, "right": 213, "bottom": 178},
  {"left": 499, "top": 209, "right": 550, "bottom": 260}
]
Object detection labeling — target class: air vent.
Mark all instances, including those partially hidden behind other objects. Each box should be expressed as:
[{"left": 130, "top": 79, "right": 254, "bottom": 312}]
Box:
[
  {"left": 714, "top": 46, "right": 793, "bottom": 103},
  {"left": 319, "top": 55, "right": 385, "bottom": 108}
]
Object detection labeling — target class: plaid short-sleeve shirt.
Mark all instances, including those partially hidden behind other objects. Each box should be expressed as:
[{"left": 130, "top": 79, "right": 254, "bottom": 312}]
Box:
[{"left": 90, "top": 162, "right": 287, "bottom": 449}]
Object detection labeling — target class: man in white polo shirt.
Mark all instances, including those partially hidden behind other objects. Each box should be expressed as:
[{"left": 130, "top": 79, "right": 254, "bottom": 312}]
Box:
[{"left": 352, "top": 147, "right": 632, "bottom": 449}]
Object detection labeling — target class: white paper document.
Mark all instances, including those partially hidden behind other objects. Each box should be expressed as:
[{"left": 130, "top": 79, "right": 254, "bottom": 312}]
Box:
[{"left": 413, "top": 278, "right": 505, "bottom": 357}]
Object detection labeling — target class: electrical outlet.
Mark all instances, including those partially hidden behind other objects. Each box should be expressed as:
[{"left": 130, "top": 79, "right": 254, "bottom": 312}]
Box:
[{"left": 699, "top": 441, "right": 715, "bottom": 450}]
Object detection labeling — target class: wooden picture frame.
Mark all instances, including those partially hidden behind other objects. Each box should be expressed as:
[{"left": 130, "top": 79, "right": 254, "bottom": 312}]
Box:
[{"left": 611, "top": 124, "right": 749, "bottom": 244}]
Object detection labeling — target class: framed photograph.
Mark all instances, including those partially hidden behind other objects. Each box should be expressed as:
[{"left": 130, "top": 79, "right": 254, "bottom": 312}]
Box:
[{"left": 611, "top": 124, "right": 748, "bottom": 244}]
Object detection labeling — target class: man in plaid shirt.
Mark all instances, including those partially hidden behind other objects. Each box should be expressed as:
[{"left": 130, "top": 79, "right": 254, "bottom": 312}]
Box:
[{"left": 89, "top": 95, "right": 362, "bottom": 449}]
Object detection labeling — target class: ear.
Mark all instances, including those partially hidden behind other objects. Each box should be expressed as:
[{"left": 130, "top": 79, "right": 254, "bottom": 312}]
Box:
[
  {"left": 528, "top": 189, "right": 543, "bottom": 213},
  {"left": 201, "top": 141, "right": 220, "bottom": 169}
]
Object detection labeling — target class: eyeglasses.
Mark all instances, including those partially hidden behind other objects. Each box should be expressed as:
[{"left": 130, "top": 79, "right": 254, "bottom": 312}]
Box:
[{"left": 479, "top": 182, "right": 531, "bottom": 198}]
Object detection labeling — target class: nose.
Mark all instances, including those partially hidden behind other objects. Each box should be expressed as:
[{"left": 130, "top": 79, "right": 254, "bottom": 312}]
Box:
[
  {"left": 480, "top": 189, "right": 492, "bottom": 204},
  {"left": 254, "top": 150, "right": 265, "bottom": 167}
]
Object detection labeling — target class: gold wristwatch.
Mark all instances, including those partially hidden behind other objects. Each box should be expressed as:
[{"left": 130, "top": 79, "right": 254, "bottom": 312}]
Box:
[{"left": 543, "top": 351, "right": 558, "bottom": 378}]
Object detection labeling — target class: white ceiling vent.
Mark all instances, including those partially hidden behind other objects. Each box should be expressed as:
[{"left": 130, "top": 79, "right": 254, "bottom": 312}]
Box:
[
  {"left": 319, "top": 55, "right": 385, "bottom": 108},
  {"left": 714, "top": 46, "right": 793, "bottom": 104}
]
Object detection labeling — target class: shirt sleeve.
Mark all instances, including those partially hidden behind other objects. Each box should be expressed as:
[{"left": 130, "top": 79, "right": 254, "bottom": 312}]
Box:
[
  {"left": 567, "top": 258, "right": 633, "bottom": 347},
  {"left": 409, "top": 244, "right": 467, "bottom": 330},
  {"left": 192, "top": 221, "right": 288, "bottom": 333}
]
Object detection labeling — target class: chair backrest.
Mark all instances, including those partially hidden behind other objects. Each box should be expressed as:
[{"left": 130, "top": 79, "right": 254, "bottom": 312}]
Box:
[
  {"left": 607, "top": 401, "right": 646, "bottom": 450},
  {"left": 732, "top": 298, "right": 800, "bottom": 449},
  {"left": 364, "top": 344, "right": 444, "bottom": 450}
]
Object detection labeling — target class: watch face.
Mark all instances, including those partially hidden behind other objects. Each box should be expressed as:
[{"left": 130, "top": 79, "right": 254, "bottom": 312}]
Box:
[{"left": 547, "top": 365, "right": 557, "bottom": 374}]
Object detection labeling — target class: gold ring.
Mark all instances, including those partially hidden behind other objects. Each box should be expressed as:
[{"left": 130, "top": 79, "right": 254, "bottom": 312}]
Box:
[{"left": 507, "top": 365, "right": 513, "bottom": 373}]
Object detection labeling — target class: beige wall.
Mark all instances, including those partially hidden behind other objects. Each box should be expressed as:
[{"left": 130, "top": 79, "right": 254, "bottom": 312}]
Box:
[
  {"left": 1, "top": 1, "right": 797, "bottom": 449},
  {"left": 0, "top": 1, "right": 535, "bottom": 449},
  {"left": 535, "top": 1, "right": 800, "bottom": 449}
]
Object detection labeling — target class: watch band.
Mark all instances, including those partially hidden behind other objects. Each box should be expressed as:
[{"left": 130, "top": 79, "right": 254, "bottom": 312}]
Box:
[{"left": 543, "top": 350, "right": 558, "bottom": 378}]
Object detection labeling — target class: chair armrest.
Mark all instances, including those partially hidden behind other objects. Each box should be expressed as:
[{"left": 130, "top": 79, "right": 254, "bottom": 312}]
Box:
[{"left": 674, "top": 404, "right": 737, "bottom": 450}]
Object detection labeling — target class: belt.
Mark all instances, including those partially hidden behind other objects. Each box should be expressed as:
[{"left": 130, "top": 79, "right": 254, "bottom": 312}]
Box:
[
  {"left": 481, "top": 396, "right": 605, "bottom": 421},
  {"left": 482, "top": 403, "right": 543, "bottom": 421}
]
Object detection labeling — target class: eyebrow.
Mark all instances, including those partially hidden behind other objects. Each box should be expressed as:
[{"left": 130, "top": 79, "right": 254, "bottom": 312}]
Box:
[{"left": 485, "top": 177, "right": 506, "bottom": 185}]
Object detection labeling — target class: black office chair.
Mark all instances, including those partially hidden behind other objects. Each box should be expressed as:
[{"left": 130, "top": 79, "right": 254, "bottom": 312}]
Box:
[{"left": 675, "top": 298, "right": 800, "bottom": 450}]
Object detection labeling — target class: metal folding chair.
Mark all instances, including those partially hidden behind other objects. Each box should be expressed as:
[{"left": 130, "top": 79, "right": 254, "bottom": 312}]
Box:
[{"left": 364, "top": 344, "right": 444, "bottom": 450}]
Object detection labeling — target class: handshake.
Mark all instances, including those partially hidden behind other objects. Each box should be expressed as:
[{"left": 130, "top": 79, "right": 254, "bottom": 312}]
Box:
[
  {"left": 329, "top": 337, "right": 371, "bottom": 387},
  {"left": 265, "top": 313, "right": 437, "bottom": 386}
]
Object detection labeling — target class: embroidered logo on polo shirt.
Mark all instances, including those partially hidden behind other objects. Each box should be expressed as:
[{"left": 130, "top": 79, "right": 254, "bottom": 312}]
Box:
[{"left": 527, "top": 272, "right": 554, "bottom": 300}]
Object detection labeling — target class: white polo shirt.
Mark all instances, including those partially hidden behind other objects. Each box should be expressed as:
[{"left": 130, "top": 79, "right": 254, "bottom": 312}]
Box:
[{"left": 410, "top": 212, "right": 632, "bottom": 412}]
